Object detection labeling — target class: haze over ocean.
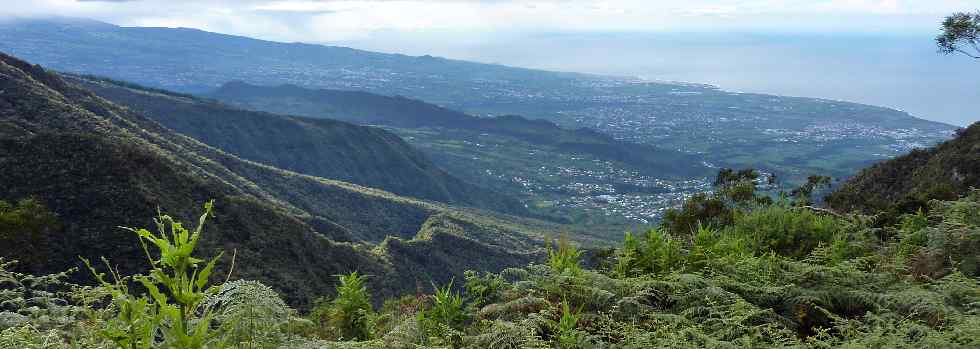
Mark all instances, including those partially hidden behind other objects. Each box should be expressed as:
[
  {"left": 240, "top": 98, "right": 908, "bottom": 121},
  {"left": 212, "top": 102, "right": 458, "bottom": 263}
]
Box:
[
  {"left": 336, "top": 31, "right": 979, "bottom": 127},
  {"left": 5, "top": 1, "right": 976, "bottom": 126}
]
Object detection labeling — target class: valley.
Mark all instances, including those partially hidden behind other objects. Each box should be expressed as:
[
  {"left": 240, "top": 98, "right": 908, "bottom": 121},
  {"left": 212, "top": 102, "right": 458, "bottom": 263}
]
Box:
[
  {"left": 0, "top": 19, "right": 954, "bottom": 175},
  {"left": 0, "top": 7, "right": 978, "bottom": 348},
  {"left": 529, "top": 82, "right": 954, "bottom": 180},
  {"left": 0, "top": 18, "right": 956, "bottom": 231},
  {"left": 387, "top": 126, "right": 711, "bottom": 230}
]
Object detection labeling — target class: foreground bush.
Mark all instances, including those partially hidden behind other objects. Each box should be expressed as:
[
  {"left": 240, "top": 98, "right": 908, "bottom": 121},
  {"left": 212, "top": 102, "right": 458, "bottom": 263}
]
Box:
[{"left": 1, "top": 193, "right": 980, "bottom": 348}]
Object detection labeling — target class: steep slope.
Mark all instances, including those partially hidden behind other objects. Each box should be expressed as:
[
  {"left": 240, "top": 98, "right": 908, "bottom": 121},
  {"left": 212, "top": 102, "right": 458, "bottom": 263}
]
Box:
[
  {"left": 205, "top": 81, "right": 704, "bottom": 176},
  {"left": 826, "top": 122, "right": 980, "bottom": 215},
  {"left": 0, "top": 19, "right": 951, "bottom": 183},
  {"left": 208, "top": 81, "right": 467, "bottom": 128},
  {"left": 1, "top": 17, "right": 954, "bottom": 227},
  {"left": 65, "top": 74, "right": 524, "bottom": 215},
  {"left": 0, "top": 52, "right": 545, "bottom": 308},
  {"left": 207, "top": 81, "right": 704, "bottom": 177}
]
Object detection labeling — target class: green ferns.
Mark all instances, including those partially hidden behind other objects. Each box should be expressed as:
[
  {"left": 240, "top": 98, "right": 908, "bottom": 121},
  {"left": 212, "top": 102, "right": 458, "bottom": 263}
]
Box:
[
  {"left": 3, "top": 192, "right": 980, "bottom": 348},
  {"left": 613, "top": 228, "right": 684, "bottom": 277},
  {"left": 1, "top": 202, "right": 304, "bottom": 348},
  {"left": 547, "top": 233, "right": 582, "bottom": 276},
  {"left": 84, "top": 201, "right": 224, "bottom": 348},
  {"left": 310, "top": 272, "right": 375, "bottom": 341}
]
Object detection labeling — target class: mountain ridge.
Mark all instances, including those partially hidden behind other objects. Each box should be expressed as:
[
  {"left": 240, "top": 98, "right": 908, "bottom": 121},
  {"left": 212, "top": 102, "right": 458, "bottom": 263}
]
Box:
[
  {"left": 827, "top": 122, "right": 980, "bottom": 216},
  {"left": 65, "top": 74, "right": 525, "bottom": 215},
  {"left": 206, "top": 80, "right": 707, "bottom": 178},
  {"left": 0, "top": 17, "right": 952, "bottom": 186},
  {"left": 0, "top": 52, "right": 556, "bottom": 308}
]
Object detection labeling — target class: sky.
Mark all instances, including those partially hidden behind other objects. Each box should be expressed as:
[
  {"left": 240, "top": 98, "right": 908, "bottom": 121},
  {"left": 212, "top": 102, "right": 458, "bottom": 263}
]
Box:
[
  {"left": 2, "top": 0, "right": 978, "bottom": 125},
  {"left": 4, "top": 0, "right": 975, "bottom": 42}
]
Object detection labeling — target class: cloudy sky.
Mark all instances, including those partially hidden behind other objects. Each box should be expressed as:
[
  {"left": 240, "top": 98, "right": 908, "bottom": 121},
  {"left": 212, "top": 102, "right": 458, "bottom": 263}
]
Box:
[
  {"left": 4, "top": 1, "right": 977, "bottom": 125},
  {"left": 3, "top": 0, "right": 975, "bottom": 42}
]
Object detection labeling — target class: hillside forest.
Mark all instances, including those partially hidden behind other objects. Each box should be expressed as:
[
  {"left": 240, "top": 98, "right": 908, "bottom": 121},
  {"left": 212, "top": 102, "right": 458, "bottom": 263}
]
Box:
[{"left": 1, "top": 8, "right": 980, "bottom": 349}]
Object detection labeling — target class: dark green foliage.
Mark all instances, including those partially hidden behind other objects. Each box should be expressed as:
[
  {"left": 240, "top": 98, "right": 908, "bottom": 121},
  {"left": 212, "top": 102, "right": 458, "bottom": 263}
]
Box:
[
  {"left": 0, "top": 198, "right": 59, "bottom": 271},
  {"left": 728, "top": 205, "right": 842, "bottom": 258},
  {"left": 426, "top": 279, "right": 466, "bottom": 338},
  {"left": 67, "top": 74, "right": 524, "bottom": 215},
  {"left": 614, "top": 229, "right": 685, "bottom": 277},
  {"left": 547, "top": 233, "right": 582, "bottom": 276},
  {"left": 901, "top": 191, "right": 980, "bottom": 278},
  {"left": 554, "top": 299, "right": 585, "bottom": 348},
  {"left": 662, "top": 193, "right": 734, "bottom": 235},
  {"left": 662, "top": 168, "right": 767, "bottom": 235},
  {"left": 789, "top": 175, "right": 832, "bottom": 205},
  {"left": 714, "top": 168, "right": 760, "bottom": 188},
  {"left": 462, "top": 271, "right": 505, "bottom": 309},
  {"left": 897, "top": 209, "right": 929, "bottom": 260},
  {"left": 827, "top": 122, "right": 979, "bottom": 216},
  {"left": 0, "top": 19, "right": 978, "bottom": 349},
  {"left": 0, "top": 52, "right": 556, "bottom": 309},
  {"left": 310, "top": 272, "right": 375, "bottom": 341},
  {"left": 460, "top": 193, "right": 979, "bottom": 347},
  {"left": 937, "top": 11, "right": 980, "bottom": 59},
  {"left": 207, "top": 82, "right": 707, "bottom": 179},
  {"left": 2, "top": 176, "right": 980, "bottom": 349},
  {"left": 3, "top": 201, "right": 323, "bottom": 349}
]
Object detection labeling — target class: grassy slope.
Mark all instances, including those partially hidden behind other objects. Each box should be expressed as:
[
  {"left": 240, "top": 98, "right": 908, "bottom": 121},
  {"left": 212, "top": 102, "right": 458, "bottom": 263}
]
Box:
[{"left": 0, "top": 52, "right": 551, "bottom": 308}]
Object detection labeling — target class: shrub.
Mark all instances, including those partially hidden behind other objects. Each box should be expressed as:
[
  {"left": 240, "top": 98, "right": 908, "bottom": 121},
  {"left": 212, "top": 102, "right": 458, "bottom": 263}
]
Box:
[
  {"left": 422, "top": 279, "right": 466, "bottom": 345},
  {"left": 200, "top": 279, "right": 292, "bottom": 347},
  {"left": 903, "top": 193, "right": 980, "bottom": 278},
  {"left": 612, "top": 228, "right": 685, "bottom": 277},
  {"left": 311, "top": 272, "right": 374, "bottom": 341},
  {"left": 725, "top": 205, "right": 841, "bottom": 258},
  {"left": 84, "top": 200, "right": 225, "bottom": 348},
  {"left": 662, "top": 193, "right": 733, "bottom": 235},
  {"left": 554, "top": 299, "right": 585, "bottom": 348},
  {"left": 463, "top": 270, "right": 505, "bottom": 308},
  {"left": 547, "top": 233, "right": 582, "bottom": 276},
  {"left": 0, "top": 198, "right": 59, "bottom": 271}
]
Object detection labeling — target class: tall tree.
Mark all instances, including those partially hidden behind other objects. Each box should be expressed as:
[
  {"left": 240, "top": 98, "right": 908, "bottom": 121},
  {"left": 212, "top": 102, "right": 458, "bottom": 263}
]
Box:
[{"left": 937, "top": 11, "right": 980, "bottom": 59}]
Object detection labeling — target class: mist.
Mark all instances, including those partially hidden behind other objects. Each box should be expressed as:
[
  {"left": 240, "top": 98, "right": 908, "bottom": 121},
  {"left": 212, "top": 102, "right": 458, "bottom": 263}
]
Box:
[{"left": 334, "top": 31, "right": 978, "bottom": 127}]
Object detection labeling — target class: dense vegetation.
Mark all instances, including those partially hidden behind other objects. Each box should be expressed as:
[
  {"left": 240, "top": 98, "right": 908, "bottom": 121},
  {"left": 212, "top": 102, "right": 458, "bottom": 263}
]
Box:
[
  {"left": 208, "top": 82, "right": 708, "bottom": 231},
  {"left": 0, "top": 15, "right": 976, "bottom": 349},
  {"left": 827, "top": 122, "right": 980, "bottom": 221},
  {"left": 206, "top": 81, "right": 705, "bottom": 178},
  {"left": 0, "top": 18, "right": 952, "bottom": 186},
  {"left": 3, "top": 175, "right": 979, "bottom": 347},
  {"left": 67, "top": 75, "right": 524, "bottom": 215},
  {"left": 0, "top": 52, "right": 563, "bottom": 309}
]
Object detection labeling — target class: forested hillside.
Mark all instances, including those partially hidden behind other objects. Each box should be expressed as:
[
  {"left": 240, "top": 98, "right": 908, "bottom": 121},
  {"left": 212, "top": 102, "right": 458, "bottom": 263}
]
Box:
[
  {"left": 0, "top": 52, "right": 557, "bottom": 308},
  {"left": 0, "top": 18, "right": 953, "bottom": 185},
  {"left": 67, "top": 75, "right": 524, "bottom": 215},
  {"left": 827, "top": 122, "right": 980, "bottom": 217},
  {"left": 0, "top": 14, "right": 977, "bottom": 349},
  {"left": 207, "top": 81, "right": 705, "bottom": 178},
  {"left": 207, "top": 81, "right": 710, "bottom": 232},
  {"left": 3, "top": 157, "right": 978, "bottom": 347}
]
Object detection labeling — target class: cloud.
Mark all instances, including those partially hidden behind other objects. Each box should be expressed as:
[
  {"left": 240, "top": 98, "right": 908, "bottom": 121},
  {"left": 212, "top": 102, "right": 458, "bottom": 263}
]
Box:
[{"left": 0, "top": 0, "right": 972, "bottom": 42}]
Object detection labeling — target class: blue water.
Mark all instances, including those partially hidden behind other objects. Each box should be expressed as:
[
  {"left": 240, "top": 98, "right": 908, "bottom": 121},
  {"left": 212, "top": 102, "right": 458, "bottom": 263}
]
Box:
[{"left": 336, "top": 31, "right": 979, "bottom": 127}]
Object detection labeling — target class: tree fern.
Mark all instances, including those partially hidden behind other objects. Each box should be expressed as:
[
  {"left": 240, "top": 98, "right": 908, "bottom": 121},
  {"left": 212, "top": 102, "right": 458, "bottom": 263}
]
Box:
[{"left": 201, "top": 279, "right": 291, "bottom": 347}]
